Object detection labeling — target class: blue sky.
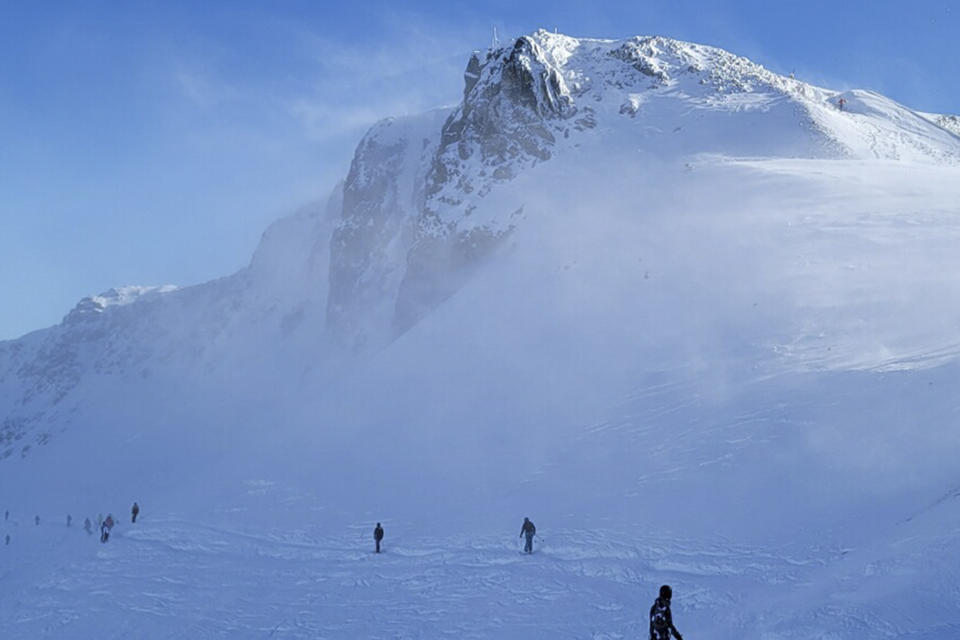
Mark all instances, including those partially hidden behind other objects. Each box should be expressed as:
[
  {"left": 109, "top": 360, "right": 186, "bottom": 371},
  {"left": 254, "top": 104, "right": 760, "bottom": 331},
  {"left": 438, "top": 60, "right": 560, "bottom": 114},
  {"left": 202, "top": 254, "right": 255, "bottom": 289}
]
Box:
[{"left": 1, "top": 0, "right": 957, "bottom": 340}]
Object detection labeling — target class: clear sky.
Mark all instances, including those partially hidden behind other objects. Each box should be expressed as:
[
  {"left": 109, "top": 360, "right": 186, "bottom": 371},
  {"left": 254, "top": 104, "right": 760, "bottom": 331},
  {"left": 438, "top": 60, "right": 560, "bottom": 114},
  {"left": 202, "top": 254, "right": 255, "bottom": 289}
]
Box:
[{"left": 1, "top": 0, "right": 957, "bottom": 340}]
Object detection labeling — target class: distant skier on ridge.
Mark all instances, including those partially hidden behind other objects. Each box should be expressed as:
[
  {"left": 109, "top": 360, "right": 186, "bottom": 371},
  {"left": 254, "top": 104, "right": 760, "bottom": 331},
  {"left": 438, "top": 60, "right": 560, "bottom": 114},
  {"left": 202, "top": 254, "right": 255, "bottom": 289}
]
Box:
[
  {"left": 519, "top": 517, "right": 536, "bottom": 554},
  {"left": 131, "top": 502, "right": 140, "bottom": 523},
  {"left": 649, "top": 584, "right": 683, "bottom": 640},
  {"left": 374, "top": 522, "right": 384, "bottom": 553}
]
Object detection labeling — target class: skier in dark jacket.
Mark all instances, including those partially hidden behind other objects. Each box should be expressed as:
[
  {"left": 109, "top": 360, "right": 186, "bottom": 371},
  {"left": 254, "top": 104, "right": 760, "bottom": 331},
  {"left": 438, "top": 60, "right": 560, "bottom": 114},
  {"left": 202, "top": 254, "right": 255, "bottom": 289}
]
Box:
[
  {"left": 519, "top": 517, "right": 536, "bottom": 553},
  {"left": 650, "top": 585, "right": 683, "bottom": 640},
  {"left": 374, "top": 523, "right": 384, "bottom": 553},
  {"left": 131, "top": 502, "right": 140, "bottom": 523}
]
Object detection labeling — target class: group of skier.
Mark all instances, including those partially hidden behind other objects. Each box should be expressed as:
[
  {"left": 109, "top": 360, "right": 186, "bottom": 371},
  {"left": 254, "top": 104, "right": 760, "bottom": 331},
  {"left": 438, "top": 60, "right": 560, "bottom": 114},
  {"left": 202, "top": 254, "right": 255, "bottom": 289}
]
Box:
[
  {"left": 370, "top": 517, "right": 683, "bottom": 639},
  {"left": 2, "top": 502, "right": 141, "bottom": 546},
  {"left": 368, "top": 517, "right": 542, "bottom": 556},
  {"left": 6, "top": 509, "right": 683, "bottom": 638}
]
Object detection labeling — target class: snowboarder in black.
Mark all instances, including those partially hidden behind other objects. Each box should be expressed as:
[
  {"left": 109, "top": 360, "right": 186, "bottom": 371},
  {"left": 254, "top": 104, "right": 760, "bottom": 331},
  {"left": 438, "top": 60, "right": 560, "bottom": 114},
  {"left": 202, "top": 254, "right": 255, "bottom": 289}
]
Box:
[
  {"left": 520, "top": 517, "right": 536, "bottom": 553},
  {"left": 650, "top": 585, "right": 683, "bottom": 640},
  {"left": 374, "top": 523, "right": 384, "bottom": 553},
  {"left": 131, "top": 502, "right": 140, "bottom": 523}
]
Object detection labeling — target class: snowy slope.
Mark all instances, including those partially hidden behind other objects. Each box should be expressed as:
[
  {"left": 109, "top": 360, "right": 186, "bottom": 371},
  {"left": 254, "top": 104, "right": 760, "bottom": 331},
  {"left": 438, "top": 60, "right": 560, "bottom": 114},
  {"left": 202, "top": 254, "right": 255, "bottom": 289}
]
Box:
[{"left": 3, "top": 30, "right": 960, "bottom": 639}]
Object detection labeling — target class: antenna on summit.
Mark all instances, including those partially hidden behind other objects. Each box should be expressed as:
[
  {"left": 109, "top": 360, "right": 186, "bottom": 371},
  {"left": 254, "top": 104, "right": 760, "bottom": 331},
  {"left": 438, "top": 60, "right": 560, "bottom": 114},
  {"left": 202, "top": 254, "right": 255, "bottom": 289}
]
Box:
[{"left": 491, "top": 25, "right": 500, "bottom": 50}]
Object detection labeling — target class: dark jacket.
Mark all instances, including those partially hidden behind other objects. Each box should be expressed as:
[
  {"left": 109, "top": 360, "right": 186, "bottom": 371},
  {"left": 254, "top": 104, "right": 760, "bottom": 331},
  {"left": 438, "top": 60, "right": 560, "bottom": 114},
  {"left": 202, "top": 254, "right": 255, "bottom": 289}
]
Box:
[
  {"left": 520, "top": 520, "right": 536, "bottom": 536},
  {"left": 374, "top": 526, "right": 384, "bottom": 541},
  {"left": 649, "top": 597, "right": 681, "bottom": 640}
]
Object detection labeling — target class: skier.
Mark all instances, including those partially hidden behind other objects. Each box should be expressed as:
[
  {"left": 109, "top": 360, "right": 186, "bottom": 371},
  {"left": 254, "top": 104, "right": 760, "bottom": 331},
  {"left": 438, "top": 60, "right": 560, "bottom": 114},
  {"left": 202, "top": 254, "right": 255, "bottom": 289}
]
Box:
[
  {"left": 84, "top": 517, "right": 92, "bottom": 535},
  {"left": 374, "top": 522, "right": 384, "bottom": 553},
  {"left": 649, "top": 585, "right": 683, "bottom": 640},
  {"left": 837, "top": 97, "right": 847, "bottom": 111},
  {"left": 131, "top": 502, "right": 140, "bottom": 523},
  {"left": 100, "top": 514, "right": 115, "bottom": 543},
  {"left": 519, "top": 517, "right": 536, "bottom": 554}
]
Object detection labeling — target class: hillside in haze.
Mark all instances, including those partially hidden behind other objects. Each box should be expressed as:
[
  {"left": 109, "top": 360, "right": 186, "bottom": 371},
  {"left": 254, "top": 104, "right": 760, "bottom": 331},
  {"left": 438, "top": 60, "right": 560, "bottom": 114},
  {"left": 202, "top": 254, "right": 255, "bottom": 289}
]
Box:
[{"left": 3, "top": 31, "right": 960, "bottom": 639}]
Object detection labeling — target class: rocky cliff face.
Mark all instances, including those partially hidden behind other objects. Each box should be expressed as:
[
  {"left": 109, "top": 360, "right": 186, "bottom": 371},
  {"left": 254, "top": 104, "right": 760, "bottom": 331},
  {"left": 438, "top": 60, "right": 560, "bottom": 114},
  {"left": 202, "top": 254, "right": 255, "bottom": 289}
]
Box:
[
  {"left": 922, "top": 112, "right": 960, "bottom": 137},
  {"left": 325, "top": 110, "right": 448, "bottom": 348}
]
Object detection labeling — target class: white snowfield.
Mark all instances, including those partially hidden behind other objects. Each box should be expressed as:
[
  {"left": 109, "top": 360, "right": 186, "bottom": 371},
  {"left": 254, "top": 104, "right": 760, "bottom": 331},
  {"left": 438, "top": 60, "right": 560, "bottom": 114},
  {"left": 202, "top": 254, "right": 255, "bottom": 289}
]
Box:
[
  {"left": 8, "top": 516, "right": 958, "bottom": 639},
  {"left": 3, "top": 30, "right": 960, "bottom": 638}
]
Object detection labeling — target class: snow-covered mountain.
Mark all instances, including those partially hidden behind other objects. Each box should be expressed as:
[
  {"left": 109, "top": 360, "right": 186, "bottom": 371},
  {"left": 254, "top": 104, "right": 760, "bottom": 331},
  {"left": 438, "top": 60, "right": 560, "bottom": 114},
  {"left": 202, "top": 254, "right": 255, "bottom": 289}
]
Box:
[
  {"left": 3, "top": 30, "right": 960, "bottom": 638},
  {"left": 332, "top": 31, "right": 960, "bottom": 346}
]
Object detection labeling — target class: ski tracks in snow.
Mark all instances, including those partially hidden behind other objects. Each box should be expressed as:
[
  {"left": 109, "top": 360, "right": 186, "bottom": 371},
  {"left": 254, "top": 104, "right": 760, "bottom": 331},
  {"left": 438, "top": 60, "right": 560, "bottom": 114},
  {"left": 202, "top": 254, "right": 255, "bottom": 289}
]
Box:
[{"left": 0, "top": 519, "right": 905, "bottom": 639}]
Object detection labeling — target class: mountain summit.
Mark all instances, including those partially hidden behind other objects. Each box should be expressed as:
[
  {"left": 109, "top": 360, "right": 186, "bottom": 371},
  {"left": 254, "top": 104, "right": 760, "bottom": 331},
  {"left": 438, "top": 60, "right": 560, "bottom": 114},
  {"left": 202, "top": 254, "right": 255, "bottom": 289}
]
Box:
[{"left": 332, "top": 30, "right": 960, "bottom": 342}]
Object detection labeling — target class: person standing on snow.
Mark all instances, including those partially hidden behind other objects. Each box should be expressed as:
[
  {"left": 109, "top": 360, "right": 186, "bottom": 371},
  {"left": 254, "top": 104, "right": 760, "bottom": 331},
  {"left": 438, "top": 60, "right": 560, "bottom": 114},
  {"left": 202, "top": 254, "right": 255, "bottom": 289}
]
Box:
[
  {"left": 837, "top": 97, "right": 847, "bottom": 111},
  {"left": 34, "top": 515, "right": 39, "bottom": 526},
  {"left": 519, "top": 517, "right": 536, "bottom": 554},
  {"left": 374, "top": 523, "right": 384, "bottom": 553},
  {"left": 131, "top": 502, "right": 140, "bottom": 523},
  {"left": 649, "top": 584, "right": 683, "bottom": 640},
  {"left": 100, "top": 514, "right": 115, "bottom": 543}
]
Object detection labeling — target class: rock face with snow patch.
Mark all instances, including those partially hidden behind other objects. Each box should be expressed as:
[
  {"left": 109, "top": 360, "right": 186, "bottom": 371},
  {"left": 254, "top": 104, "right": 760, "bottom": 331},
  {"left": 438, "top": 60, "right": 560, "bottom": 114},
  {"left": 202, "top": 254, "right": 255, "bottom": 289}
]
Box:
[{"left": 326, "top": 111, "right": 448, "bottom": 347}]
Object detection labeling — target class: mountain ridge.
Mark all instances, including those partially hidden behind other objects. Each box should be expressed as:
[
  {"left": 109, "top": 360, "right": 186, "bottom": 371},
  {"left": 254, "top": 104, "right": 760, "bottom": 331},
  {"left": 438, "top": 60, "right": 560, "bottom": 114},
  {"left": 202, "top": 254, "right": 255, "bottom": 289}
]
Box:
[{"left": 3, "top": 28, "right": 959, "bottom": 465}]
